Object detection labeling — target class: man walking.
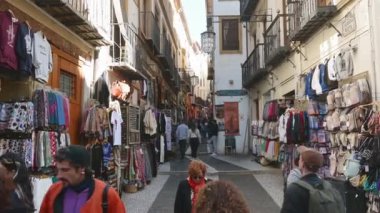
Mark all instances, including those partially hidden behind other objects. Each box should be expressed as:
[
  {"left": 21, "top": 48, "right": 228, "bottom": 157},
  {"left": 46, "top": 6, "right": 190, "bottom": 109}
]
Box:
[
  {"left": 207, "top": 119, "right": 219, "bottom": 155},
  {"left": 40, "top": 145, "right": 126, "bottom": 213},
  {"left": 281, "top": 146, "right": 344, "bottom": 213},
  {"left": 176, "top": 120, "right": 189, "bottom": 159}
]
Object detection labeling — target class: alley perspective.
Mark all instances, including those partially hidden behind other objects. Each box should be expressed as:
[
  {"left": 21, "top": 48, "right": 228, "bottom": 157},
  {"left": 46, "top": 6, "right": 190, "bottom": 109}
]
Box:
[{"left": 0, "top": 0, "right": 379, "bottom": 212}]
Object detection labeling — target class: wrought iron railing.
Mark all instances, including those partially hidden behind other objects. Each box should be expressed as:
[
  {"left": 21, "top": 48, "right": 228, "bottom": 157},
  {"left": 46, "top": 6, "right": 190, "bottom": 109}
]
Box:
[
  {"left": 242, "top": 43, "right": 266, "bottom": 87},
  {"left": 288, "top": 0, "right": 337, "bottom": 41},
  {"left": 140, "top": 11, "right": 160, "bottom": 51},
  {"left": 111, "top": 23, "right": 137, "bottom": 68},
  {"left": 264, "top": 14, "right": 290, "bottom": 65}
]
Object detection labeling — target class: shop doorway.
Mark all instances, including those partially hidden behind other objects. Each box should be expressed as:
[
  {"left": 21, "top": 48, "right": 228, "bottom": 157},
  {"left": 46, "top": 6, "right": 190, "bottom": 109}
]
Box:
[{"left": 50, "top": 48, "right": 83, "bottom": 144}]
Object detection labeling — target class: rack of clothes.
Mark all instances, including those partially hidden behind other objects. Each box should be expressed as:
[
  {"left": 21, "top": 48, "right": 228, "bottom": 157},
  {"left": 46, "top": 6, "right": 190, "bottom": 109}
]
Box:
[{"left": 0, "top": 9, "right": 53, "bottom": 81}]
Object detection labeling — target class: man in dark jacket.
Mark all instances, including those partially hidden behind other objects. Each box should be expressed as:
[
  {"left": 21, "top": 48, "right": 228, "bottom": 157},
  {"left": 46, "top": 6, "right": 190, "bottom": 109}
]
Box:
[
  {"left": 281, "top": 146, "right": 344, "bottom": 213},
  {"left": 207, "top": 119, "right": 219, "bottom": 155}
]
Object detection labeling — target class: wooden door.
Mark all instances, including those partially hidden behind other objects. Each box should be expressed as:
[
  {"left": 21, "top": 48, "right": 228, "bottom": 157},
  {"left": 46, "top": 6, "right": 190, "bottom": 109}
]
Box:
[{"left": 49, "top": 48, "right": 83, "bottom": 144}]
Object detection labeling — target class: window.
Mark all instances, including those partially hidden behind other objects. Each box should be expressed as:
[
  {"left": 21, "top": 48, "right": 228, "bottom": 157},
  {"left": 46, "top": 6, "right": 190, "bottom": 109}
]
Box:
[
  {"left": 60, "top": 70, "right": 76, "bottom": 99},
  {"left": 220, "top": 18, "right": 241, "bottom": 53}
]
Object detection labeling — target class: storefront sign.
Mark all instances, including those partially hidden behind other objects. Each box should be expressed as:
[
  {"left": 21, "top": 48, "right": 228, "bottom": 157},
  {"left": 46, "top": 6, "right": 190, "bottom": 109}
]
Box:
[
  {"left": 215, "top": 89, "right": 248, "bottom": 96},
  {"left": 224, "top": 102, "right": 239, "bottom": 136},
  {"left": 341, "top": 11, "right": 356, "bottom": 37}
]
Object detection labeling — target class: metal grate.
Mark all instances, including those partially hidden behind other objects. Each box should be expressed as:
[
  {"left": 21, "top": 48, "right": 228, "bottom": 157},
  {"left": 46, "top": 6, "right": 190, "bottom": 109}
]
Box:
[{"left": 59, "top": 70, "right": 76, "bottom": 99}]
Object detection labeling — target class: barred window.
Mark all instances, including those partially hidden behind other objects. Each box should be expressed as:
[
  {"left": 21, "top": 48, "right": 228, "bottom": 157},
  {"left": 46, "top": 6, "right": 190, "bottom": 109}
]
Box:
[{"left": 59, "top": 70, "right": 76, "bottom": 99}]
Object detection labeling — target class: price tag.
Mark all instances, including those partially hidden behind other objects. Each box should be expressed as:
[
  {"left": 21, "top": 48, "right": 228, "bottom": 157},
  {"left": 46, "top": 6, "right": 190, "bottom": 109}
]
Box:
[
  {"left": 347, "top": 144, "right": 351, "bottom": 150},
  {"left": 365, "top": 165, "right": 369, "bottom": 172}
]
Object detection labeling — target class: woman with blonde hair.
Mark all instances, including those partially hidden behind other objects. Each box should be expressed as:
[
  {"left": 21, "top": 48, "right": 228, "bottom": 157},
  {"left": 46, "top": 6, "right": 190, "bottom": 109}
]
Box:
[
  {"left": 195, "top": 180, "right": 250, "bottom": 213},
  {"left": 174, "top": 160, "right": 209, "bottom": 213}
]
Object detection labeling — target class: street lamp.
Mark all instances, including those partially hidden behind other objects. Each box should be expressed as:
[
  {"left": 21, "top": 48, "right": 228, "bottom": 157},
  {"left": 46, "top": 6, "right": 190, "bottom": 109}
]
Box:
[{"left": 201, "top": 30, "right": 215, "bottom": 54}]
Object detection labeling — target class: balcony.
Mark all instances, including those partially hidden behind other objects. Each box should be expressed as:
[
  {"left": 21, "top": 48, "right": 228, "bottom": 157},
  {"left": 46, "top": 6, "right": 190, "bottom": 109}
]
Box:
[
  {"left": 140, "top": 11, "right": 161, "bottom": 53},
  {"left": 289, "top": 0, "right": 337, "bottom": 42},
  {"left": 109, "top": 23, "right": 144, "bottom": 80},
  {"left": 242, "top": 43, "right": 266, "bottom": 88},
  {"left": 240, "top": 0, "right": 259, "bottom": 21},
  {"left": 34, "top": 0, "right": 110, "bottom": 46},
  {"left": 179, "top": 69, "right": 191, "bottom": 87},
  {"left": 264, "top": 14, "right": 291, "bottom": 67},
  {"left": 158, "top": 35, "right": 171, "bottom": 68}
]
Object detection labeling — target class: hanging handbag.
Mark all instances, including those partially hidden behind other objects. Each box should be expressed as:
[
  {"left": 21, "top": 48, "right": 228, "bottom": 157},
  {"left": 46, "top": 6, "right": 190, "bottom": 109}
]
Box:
[
  {"left": 111, "top": 81, "right": 133, "bottom": 102},
  {"left": 344, "top": 152, "right": 361, "bottom": 178}
]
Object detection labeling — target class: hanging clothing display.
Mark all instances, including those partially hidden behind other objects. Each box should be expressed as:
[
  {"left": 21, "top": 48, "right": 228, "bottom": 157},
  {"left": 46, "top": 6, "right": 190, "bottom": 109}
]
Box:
[
  {"left": 165, "top": 115, "right": 172, "bottom": 151},
  {"left": 32, "top": 31, "right": 53, "bottom": 83},
  {"left": 0, "top": 10, "right": 19, "bottom": 70},
  {"left": 111, "top": 110, "right": 123, "bottom": 146},
  {"left": 16, "top": 21, "right": 33, "bottom": 75},
  {"left": 33, "top": 89, "right": 70, "bottom": 129},
  {"left": 143, "top": 108, "right": 157, "bottom": 136}
]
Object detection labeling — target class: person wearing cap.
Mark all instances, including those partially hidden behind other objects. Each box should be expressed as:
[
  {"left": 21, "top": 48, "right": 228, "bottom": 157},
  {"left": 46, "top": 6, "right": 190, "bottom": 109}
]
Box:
[
  {"left": 281, "top": 146, "right": 344, "bottom": 213},
  {"left": 39, "top": 145, "right": 126, "bottom": 213}
]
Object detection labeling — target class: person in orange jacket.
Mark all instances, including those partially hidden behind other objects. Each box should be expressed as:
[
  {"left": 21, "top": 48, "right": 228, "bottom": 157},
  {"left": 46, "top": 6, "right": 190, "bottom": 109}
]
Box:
[{"left": 39, "top": 145, "right": 126, "bottom": 213}]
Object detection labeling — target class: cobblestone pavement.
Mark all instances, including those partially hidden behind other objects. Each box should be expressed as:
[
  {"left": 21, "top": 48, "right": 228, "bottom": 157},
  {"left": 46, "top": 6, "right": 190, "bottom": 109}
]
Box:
[{"left": 123, "top": 143, "right": 283, "bottom": 213}]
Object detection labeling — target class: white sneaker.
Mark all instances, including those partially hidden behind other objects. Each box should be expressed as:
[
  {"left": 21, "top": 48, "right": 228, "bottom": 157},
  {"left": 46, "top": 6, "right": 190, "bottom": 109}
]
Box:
[{"left": 211, "top": 153, "right": 217, "bottom": 156}]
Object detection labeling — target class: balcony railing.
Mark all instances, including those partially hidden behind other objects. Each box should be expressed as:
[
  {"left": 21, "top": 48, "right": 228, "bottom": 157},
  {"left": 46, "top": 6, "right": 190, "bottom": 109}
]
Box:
[
  {"left": 110, "top": 23, "right": 137, "bottom": 72},
  {"left": 179, "top": 69, "right": 191, "bottom": 86},
  {"left": 140, "top": 11, "right": 160, "bottom": 53},
  {"left": 34, "top": 0, "right": 110, "bottom": 46},
  {"left": 289, "top": 0, "right": 337, "bottom": 42},
  {"left": 264, "top": 14, "right": 290, "bottom": 67},
  {"left": 158, "top": 35, "right": 172, "bottom": 67},
  {"left": 242, "top": 43, "right": 266, "bottom": 88},
  {"left": 240, "top": 0, "right": 259, "bottom": 21}
]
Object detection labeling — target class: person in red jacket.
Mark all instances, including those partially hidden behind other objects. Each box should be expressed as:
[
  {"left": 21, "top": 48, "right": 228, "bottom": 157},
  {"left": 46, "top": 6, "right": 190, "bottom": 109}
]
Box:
[{"left": 40, "top": 145, "right": 126, "bottom": 213}]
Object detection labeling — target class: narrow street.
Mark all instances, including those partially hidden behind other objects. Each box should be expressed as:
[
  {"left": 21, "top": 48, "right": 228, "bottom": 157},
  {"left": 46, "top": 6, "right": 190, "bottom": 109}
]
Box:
[{"left": 124, "top": 143, "right": 283, "bottom": 213}]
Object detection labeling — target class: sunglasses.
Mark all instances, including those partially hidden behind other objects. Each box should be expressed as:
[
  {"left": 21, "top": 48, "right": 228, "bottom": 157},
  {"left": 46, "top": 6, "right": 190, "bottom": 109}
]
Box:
[{"left": 192, "top": 176, "right": 204, "bottom": 180}]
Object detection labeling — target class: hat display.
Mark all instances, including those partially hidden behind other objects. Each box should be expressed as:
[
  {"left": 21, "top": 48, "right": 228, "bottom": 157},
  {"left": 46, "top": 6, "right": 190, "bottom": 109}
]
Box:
[{"left": 297, "top": 145, "right": 323, "bottom": 169}]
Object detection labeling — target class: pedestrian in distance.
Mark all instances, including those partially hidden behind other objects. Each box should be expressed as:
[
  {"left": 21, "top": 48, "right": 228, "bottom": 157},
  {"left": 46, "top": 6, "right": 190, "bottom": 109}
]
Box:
[
  {"left": 176, "top": 119, "right": 189, "bottom": 159},
  {"left": 174, "top": 160, "right": 210, "bottom": 213},
  {"left": 0, "top": 152, "right": 35, "bottom": 213},
  {"left": 188, "top": 122, "right": 202, "bottom": 159},
  {"left": 285, "top": 152, "right": 302, "bottom": 189},
  {"left": 194, "top": 180, "right": 250, "bottom": 213},
  {"left": 40, "top": 145, "right": 126, "bottom": 213},
  {"left": 207, "top": 119, "right": 218, "bottom": 155},
  {"left": 281, "top": 146, "right": 345, "bottom": 213}
]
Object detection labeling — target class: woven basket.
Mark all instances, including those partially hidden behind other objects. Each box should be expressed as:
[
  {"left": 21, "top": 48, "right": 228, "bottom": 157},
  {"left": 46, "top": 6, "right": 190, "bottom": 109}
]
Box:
[{"left": 124, "top": 184, "right": 138, "bottom": 193}]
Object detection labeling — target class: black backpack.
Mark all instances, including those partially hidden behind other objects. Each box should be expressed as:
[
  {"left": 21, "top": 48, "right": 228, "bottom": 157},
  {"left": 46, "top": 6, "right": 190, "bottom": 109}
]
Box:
[
  {"left": 295, "top": 180, "right": 345, "bottom": 213},
  {"left": 102, "top": 185, "right": 109, "bottom": 213}
]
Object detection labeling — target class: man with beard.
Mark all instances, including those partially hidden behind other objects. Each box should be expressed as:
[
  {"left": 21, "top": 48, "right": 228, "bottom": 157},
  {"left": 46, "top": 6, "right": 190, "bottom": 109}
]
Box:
[{"left": 40, "top": 145, "right": 126, "bottom": 213}]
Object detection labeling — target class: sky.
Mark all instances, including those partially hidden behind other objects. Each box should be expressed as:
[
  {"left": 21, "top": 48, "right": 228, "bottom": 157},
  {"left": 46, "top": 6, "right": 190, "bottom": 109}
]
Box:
[{"left": 181, "top": 0, "right": 206, "bottom": 44}]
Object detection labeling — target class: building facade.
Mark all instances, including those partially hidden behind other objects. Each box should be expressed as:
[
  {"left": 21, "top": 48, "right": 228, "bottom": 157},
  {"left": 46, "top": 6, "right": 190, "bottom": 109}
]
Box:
[
  {"left": 242, "top": 0, "right": 380, "bottom": 152},
  {"left": 206, "top": 0, "right": 249, "bottom": 154}
]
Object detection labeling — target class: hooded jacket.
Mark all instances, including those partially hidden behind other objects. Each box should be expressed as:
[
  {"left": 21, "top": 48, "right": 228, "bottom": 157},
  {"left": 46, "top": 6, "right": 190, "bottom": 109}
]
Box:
[{"left": 39, "top": 179, "right": 126, "bottom": 213}]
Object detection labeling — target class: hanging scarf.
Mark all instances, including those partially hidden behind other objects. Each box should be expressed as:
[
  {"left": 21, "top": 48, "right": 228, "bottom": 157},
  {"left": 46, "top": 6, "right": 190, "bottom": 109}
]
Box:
[{"left": 187, "top": 177, "right": 206, "bottom": 210}]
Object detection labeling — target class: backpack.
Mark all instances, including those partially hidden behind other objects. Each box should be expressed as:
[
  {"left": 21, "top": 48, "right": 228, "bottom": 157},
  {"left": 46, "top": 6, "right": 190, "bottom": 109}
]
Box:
[
  {"left": 102, "top": 185, "right": 109, "bottom": 213},
  {"left": 295, "top": 180, "right": 345, "bottom": 213}
]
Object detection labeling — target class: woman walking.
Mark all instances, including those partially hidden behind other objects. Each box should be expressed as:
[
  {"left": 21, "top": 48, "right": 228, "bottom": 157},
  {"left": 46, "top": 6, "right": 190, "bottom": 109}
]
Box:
[
  {"left": 188, "top": 122, "right": 201, "bottom": 159},
  {"left": 174, "top": 160, "right": 210, "bottom": 213}
]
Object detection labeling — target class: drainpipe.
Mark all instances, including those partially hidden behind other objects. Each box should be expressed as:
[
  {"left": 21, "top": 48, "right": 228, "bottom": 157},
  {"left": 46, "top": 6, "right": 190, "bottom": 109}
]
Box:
[
  {"left": 369, "top": 0, "right": 379, "bottom": 100},
  {"left": 91, "top": 48, "right": 100, "bottom": 99}
]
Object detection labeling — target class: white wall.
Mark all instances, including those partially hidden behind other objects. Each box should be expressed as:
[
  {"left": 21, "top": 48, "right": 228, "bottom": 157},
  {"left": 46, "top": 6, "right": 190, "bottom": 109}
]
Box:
[
  {"left": 213, "top": 0, "right": 248, "bottom": 154},
  {"left": 369, "top": 0, "right": 380, "bottom": 100}
]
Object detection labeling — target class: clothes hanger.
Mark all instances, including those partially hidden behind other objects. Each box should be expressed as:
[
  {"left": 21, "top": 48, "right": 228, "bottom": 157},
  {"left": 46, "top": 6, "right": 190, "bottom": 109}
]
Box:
[{"left": 7, "top": 9, "right": 15, "bottom": 17}]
